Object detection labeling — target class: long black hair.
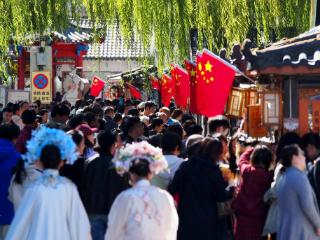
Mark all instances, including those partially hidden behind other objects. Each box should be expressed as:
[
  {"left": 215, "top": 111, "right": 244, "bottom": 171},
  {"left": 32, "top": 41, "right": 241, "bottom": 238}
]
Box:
[
  {"left": 280, "top": 144, "right": 301, "bottom": 169},
  {"left": 13, "top": 157, "right": 26, "bottom": 184},
  {"left": 200, "top": 137, "right": 223, "bottom": 163}
]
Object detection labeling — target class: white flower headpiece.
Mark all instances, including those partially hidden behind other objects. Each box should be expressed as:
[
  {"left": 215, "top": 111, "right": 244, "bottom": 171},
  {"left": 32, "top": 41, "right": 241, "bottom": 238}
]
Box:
[
  {"left": 112, "top": 141, "right": 168, "bottom": 175},
  {"left": 23, "top": 126, "right": 78, "bottom": 164}
]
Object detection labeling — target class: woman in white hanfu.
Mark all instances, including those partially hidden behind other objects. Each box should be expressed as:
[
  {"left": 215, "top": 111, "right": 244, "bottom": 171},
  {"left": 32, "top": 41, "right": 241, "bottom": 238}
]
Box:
[
  {"left": 105, "top": 141, "right": 178, "bottom": 240},
  {"left": 5, "top": 127, "right": 91, "bottom": 240}
]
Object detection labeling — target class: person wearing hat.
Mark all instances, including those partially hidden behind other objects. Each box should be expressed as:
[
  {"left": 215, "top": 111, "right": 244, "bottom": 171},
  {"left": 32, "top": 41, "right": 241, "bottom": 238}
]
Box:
[{"left": 76, "top": 124, "right": 98, "bottom": 159}]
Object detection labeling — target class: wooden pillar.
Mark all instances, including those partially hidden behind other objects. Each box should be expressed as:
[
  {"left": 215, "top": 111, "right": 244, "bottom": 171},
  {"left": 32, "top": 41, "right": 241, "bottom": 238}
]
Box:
[
  {"left": 76, "top": 53, "right": 84, "bottom": 68},
  {"left": 17, "top": 48, "right": 25, "bottom": 90},
  {"left": 51, "top": 43, "right": 56, "bottom": 97},
  {"left": 283, "top": 77, "right": 298, "bottom": 119}
]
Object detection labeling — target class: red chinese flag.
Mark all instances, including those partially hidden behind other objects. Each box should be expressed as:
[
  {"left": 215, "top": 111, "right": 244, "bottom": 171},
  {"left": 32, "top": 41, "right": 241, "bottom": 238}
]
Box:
[
  {"left": 161, "top": 74, "right": 175, "bottom": 107},
  {"left": 173, "top": 65, "right": 190, "bottom": 108},
  {"left": 90, "top": 76, "right": 105, "bottom": 97},
  {"left": 196, "top": 49, "right": 237, "bottom": 117},
  {"left": 126, "top": 83, "right": 142, "bottom": 100},
  {"left": 185, "top": 59, "right": 199, "bottom": 114},
  {"left": 149, "top": 75, "right": 160, "bottom": 90}
]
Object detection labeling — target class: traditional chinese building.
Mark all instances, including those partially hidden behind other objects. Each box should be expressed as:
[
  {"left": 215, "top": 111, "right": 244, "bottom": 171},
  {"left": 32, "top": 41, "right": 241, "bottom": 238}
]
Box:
[{"left": 243, "top": 25, "right": 320, "bottom": 135}]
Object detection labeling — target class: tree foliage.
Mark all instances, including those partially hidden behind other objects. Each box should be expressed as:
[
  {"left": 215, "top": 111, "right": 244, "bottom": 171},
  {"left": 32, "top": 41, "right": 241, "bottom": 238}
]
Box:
[{"left": 0, "top": 0, "right": 311, "bottom": 73}]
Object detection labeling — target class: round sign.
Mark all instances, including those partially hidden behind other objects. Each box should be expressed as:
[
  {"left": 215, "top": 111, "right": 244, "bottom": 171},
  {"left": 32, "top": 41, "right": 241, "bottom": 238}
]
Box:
[{"left": 33, "top": 74, "right": 48, "bottom": 89}]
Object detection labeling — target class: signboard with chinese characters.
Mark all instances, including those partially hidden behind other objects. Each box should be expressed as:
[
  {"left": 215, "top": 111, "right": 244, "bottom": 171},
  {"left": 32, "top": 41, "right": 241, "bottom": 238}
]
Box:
[
  {"left": 7, "top": 90, "right": 30, "bottom": 103},
  {"left": 312, "top": 100, "right": 320, "bottom": 134},
  {"left": 31, "top": 71, "right": 52, "bottom": 104}
]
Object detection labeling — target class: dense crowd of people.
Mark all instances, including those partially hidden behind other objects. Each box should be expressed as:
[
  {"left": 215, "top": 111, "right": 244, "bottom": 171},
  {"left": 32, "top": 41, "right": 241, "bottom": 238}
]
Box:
[{"left": 1, "top": 98, "right": 320, "bottom": 240}]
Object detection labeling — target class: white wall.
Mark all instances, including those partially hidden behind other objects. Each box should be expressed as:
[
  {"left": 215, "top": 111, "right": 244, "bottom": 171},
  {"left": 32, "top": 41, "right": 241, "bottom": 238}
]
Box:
[{"left": 82, "top": 59, "right": 141, "bottom": 80}]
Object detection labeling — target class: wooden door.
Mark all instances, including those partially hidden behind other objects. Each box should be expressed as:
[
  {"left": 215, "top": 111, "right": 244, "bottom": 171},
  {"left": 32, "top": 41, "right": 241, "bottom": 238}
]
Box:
[{"left": 299, "top": 88, "right": 320, "bottom": 135}]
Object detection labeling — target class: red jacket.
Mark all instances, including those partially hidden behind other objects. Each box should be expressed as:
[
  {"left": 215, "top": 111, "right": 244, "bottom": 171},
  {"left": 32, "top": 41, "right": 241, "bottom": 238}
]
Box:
[
  {"left": 232, "top": 147, "right": 274, "bottom": 240},
  {"left": 15, "top": 126, "right": 34, "bottom": 154}
]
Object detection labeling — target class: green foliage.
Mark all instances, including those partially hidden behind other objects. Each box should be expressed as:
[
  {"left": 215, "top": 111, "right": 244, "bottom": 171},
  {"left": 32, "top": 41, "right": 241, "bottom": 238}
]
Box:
[{"left": 0, "top": 0, "right": 311, "bottom": 75}]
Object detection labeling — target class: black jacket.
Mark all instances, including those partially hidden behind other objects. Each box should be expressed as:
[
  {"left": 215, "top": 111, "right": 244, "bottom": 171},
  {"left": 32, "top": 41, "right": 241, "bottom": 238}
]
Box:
[
  {"left": 168, "top": 156, "right": 234, "bottom": 240},
  {"left": 308, "top": 159, "right": 320, "bottom": 208},
  {"left": 80, "top": 153, "right": 129, "bottom": 216},
  {"left": 60, "top": 157, "right": 85, "bottom": 190},
  {"left": 104, "top": 116, "right": 118, "bottom": 131}
]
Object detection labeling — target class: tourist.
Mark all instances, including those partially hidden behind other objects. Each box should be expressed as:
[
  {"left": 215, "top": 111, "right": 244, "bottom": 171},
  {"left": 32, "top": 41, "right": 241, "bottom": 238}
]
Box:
[
  {"left": 277, "top": 144, "right": 320, "bottom": 240},
  {"left": 302, "top": 132, "right": 320, "bottom": 169},
  {"left": 19, "top": 101, "right": 29, "bottom": 115},
  {"left": 46, "top": 104, "right": 70, "bottom": 130},
  {"left": 168, "top": 137, "right": 235, "bottom": 240},
  {"left": 5, "top": 127, "right": 91, "bottom": 240},
  {"left": 76, "top": 124, "right": 98, "bottom": 159},
  {"left": 171, "top": 109, "right": 183, "bottom": 123},
  {"left": 84, "top": 112, "right": 100, "bottom": 129},
  {"left": 113, "top": 112, "right": 122, "bottom": 127},
  {"left": 159, "top": 107, "right": 177, "bottom": 126},
  {"left": 39, "top": 109, "right": 49, "bottom": 124},
  {"left": 121, "top": 116, "right": 144, "bottom": 143},
  {"left": 148, "top": 117, "right": 164, "bottom": 136},
  {"left": 208, "top": 115, "right": 230, "bottom": 137},
  {"left": 143, "top": 101, "right": 157, "bottom": 116},
  {"left": 11, "top": 103, "right": 23, "bottom": 129},
  {"left": 104, "top": 106, "right": 117, "bottom": 131},
  {"left": 152, "top": 132, "right": 184, "bottom": 190},
  {"left": 81, "top": 130, "right": 129, "bottom": 240},
  {"left": 0, "top": 124, "right": 20, "bottom": 239},
  {"left": 1, "top": 107, "right": 14, "bottom": 124},
  {"left": 15, "top": 110, "right": 38, "bottom": 154},
  {"left": 59, "top": 130, "right": 86, "bottom": 190},
  {"left": 232, "top": 145, "right": 274, "bottom": 240},
  {"left": 105, "top": 141, "right": 178, "bottom": 240}
]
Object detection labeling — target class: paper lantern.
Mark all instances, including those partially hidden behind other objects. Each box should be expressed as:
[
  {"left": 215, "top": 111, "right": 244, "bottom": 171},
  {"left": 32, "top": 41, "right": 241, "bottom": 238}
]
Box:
[
  {"left": 262, "top": 91, "right": 282, "bottom": 126},
  {"left": 226, "top": 88, "right": 244, "bottom": 117},
  {"left": 244, "top": 88, "right": 259, "bottom": 106}
]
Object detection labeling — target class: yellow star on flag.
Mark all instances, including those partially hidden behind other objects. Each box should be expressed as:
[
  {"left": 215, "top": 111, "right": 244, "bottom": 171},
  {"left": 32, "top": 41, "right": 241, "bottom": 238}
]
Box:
[
  {"left": 205, "top": 61, "right": 213, "bottom": 72},
  {"left": 198, "top": 63, "right": 202, "bottom": 71},
  {"left": 190, "top": 69, "right": 196, "bottom": 77}
]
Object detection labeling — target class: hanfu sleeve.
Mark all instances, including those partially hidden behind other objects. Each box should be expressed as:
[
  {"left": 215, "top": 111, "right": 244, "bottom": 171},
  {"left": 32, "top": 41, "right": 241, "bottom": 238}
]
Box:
[
  {"left": 105, "top": 193, "right": 131, "bottom": 240},
  {"left": 68, "top": 185, "right": 92, "bottom": 240},
  {"left": 5, "top": 186, "right": 38, "bottom": 240},
  {"left": 161, "top": 192, "right": 179, "bottom": 239}
]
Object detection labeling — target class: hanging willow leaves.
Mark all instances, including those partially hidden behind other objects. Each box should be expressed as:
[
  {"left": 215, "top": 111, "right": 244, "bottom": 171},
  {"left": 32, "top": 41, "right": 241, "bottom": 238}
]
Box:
[{"left": 0, "top": 0, "right": 311, "bottom": 78}]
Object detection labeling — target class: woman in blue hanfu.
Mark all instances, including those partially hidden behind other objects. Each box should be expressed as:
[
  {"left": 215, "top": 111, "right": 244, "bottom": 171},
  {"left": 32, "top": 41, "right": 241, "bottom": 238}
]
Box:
[{"left": 5, "top": 127, "right": 91, "bottom": 240}]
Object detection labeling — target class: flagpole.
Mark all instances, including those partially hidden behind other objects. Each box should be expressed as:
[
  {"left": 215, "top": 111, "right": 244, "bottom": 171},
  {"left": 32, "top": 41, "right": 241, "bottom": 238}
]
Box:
[
  {"left": 237, "top": 70, "right": 269, "bottom": 91},
  {"left": 237, "top": 70, "right": 257, "bottom": 85}
]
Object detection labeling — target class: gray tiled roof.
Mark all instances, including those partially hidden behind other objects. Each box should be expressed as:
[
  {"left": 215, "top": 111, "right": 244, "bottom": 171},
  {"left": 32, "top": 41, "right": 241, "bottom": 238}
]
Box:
[
  {"left": 52, "top": 18, "right": 146, "bottom": 59},
  {"left": 243, "top": 25, "right": 320, "bottom": 70},
  {"left": 69, "top": 18, "right": 103, "bottom": 29},
  {"left": 52, "top": 31, "right": 91, "bottom": 43},
  {"left": 85, "top": 26, "right": 144, "bottom": 59}
]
